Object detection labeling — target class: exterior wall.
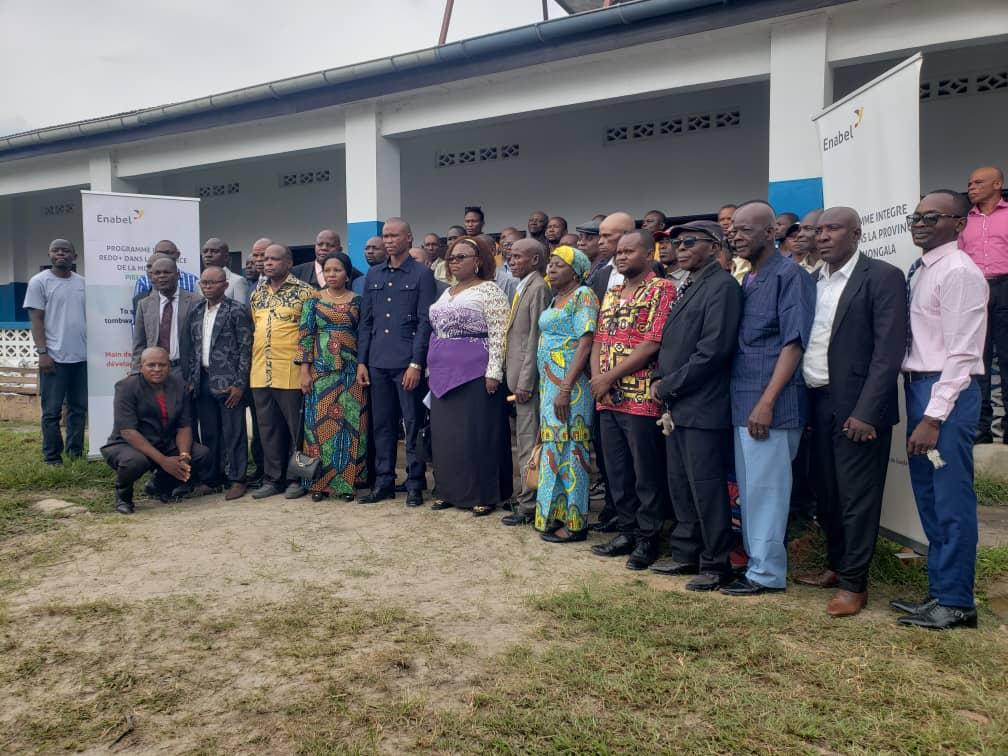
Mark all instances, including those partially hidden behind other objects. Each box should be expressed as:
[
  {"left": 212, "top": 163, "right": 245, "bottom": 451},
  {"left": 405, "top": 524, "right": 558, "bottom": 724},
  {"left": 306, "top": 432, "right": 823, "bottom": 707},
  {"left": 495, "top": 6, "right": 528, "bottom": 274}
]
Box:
[
  {"left": 134, "top": 149, "right": 347, "bottom": 260},
  {"left": 400, "top": 82, "right": 770, "bottom": 235}
]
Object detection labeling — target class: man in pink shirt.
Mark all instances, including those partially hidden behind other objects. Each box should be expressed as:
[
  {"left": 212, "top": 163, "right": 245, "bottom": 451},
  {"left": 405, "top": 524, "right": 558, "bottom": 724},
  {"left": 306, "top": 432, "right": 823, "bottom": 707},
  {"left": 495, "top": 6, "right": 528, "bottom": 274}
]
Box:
[
  {"left": 960, "top": 166, "right": 1008, "bottom": 443},
  {"left": 895, "top": 190, "right": 988, "bottom": 630}
]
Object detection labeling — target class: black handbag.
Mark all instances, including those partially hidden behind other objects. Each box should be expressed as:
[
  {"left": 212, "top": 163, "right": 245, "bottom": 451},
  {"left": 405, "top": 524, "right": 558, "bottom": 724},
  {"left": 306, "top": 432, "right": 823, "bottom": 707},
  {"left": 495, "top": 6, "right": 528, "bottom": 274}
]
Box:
[{"left": 288, "top": 402, "right": 322, "bottom": 482}]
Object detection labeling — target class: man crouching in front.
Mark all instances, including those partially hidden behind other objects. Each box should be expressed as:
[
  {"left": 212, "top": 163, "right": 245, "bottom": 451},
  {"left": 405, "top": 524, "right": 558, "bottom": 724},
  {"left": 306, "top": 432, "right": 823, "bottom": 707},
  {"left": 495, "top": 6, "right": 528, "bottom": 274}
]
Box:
[{"left": 101, "top": 346, "right": 213, "bottom": 514}]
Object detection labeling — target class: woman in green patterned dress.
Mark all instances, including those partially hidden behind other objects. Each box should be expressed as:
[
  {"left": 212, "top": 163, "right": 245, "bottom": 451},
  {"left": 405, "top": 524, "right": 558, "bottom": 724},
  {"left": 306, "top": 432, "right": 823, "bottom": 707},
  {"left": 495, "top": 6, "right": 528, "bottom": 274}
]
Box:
[
  {"left": 297, "top": 252, "right": 368, "bottom": 501},
  {"left": 535, "top": 245, "right": 599, "bottom": 542}
]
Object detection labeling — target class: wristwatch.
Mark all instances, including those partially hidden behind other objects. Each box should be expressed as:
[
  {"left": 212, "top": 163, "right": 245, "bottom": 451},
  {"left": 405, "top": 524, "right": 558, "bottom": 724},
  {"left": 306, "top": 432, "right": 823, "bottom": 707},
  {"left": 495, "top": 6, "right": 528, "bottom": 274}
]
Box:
[
  {"left": 408, "top": 362, "right": 422, "bottom": 371},
  {"left": 36, "top": 348, "right": 48, "bottom": 355}
]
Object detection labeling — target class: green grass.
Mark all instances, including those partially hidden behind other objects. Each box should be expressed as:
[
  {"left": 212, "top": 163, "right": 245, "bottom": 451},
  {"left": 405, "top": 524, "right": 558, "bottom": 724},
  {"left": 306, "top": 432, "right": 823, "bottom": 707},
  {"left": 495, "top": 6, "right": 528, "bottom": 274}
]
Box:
[
  {"left": 976, "top": 473, "right": 1008, "bottom": 507},
  {"left": 0, "top": 421, "right": 115, "bottom": 538}
]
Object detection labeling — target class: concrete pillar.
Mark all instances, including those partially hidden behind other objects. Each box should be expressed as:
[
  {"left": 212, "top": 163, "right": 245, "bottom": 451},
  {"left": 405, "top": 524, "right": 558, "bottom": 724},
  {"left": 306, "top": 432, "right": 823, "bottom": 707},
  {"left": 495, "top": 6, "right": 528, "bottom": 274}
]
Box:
[
  {"left": 88, "top": 152, "right": 137, "bottom": 194},
  {"left": 344, "top": 103, "right": 401, "bottom": 271},
  {"left": 0, "top": 197, "right": 19, "bottom": 324},
  {"left": 767, "top": 13, "right": 831, "bottom": 219}
]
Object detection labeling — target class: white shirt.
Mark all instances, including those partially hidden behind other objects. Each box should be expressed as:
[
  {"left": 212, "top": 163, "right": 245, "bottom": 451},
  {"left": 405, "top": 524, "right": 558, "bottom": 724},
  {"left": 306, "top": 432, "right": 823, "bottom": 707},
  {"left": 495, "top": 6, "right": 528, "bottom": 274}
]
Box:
[
  {"left": 802, "top": 252, "right": 860, "bottom": 388},
  {"left": 223, "top": 266, "right": 249, "bottom": 303},
  {"left": 158, "top": 290, "right": 181, "bottom": 361},
  {"left": 201, "top": 301, "right": 221, "bottom": 368},
  {"left": 606, "top": 267, "right": 624, "bottom": 290}
]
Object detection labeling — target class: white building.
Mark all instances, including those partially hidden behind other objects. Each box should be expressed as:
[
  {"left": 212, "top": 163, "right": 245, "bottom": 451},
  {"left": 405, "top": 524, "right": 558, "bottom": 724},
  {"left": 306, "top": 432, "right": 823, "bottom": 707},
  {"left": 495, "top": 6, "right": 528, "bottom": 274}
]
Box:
[{"left": 1, "top": 0, "right": 1006, "bottom": 355}]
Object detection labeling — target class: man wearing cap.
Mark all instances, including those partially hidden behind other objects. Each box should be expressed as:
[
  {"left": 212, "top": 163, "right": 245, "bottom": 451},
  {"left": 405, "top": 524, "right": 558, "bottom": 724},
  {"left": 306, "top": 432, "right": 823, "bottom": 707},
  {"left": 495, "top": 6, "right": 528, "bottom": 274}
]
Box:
[
  {"left": 650, "top": 221, "right": 742, "bottom": 590},
  {"left": 655, "top": 229, "right": 690, "bottom": 290}
]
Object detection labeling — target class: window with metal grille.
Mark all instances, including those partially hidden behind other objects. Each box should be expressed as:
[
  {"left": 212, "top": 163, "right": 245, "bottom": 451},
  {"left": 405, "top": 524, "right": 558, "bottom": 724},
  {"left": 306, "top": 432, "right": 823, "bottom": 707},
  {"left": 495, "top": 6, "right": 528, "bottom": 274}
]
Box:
[
  {"left": 605, "top": 110, "right": 739, "bottom": 145},
  {"left": 41, "top": 203, "right": 74, "bottom": 216},
  {"left": 436, "top": 143, "right": 520, "bottom": 168}
]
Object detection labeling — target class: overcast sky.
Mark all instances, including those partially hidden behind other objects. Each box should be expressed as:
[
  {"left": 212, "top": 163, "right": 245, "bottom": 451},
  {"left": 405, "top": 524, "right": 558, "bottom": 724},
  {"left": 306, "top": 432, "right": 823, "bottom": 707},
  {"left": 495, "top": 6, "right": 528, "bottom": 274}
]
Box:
[{"left": 0, "top": 0, "right": 569, "bottom": 137}]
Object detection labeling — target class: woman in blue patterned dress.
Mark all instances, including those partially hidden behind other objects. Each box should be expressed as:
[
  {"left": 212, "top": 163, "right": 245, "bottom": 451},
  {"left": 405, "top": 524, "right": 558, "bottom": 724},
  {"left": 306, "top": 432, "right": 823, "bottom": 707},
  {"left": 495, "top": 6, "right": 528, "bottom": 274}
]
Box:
[
  {"left": 297, "top": 252, "right": 368, "bottom": 502},
  {"left": 536, "top": 245, "right": 599, "bottom": 542}
]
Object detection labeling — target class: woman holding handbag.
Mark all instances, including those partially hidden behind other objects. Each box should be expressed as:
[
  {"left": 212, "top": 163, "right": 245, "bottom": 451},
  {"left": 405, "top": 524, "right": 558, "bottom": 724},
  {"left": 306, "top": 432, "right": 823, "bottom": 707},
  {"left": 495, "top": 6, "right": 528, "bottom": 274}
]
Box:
[
  {"left": 297, "top": 252, "right": 368, "bottom": 502},
  {"left": 427, "top": 235, "right": 513, "bottom": 517},
  {"left": 535, "top": 245, "right": 599, "bottom": 542}
]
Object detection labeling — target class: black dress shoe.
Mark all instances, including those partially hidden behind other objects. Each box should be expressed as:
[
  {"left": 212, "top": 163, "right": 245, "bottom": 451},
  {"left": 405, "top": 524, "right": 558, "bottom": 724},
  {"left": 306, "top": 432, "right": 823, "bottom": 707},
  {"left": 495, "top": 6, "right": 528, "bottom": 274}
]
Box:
[
  {"left": 720, "top": 577, "right": 784, "bottom": 596},
  {"left": 626, "top": 539, "right": 660, "bottom": 570},
  {"left": 472, "top": 505, "right": 495, "bottom": 517},
  {"left": 360, "top": 487, "right": 394, "bottom": 504},
  {"left": 170, "top": 484, "right": 192, "bottom": 499},
  {"left": 591, "top": 533, "right": 635, "bottom": 557},
  {"left": 686, "top": 572, "right": 732, "bottom": 592},
  {"left": 143, "top": 479, "right": 159, "bottom": 498},
  {"left": 898, "top": 603, "right": 977, "bottom": 630},
  {"left": 395, "top": 480, "right": 408, "bottom": 493},
  {"left": 430, "top": 499, "right": 453, "bottom": 510},
  {"left": 589, "top": 519, "right": 622, "bottom": 533},
  {"left": 116, "top": 500, "right": 135, "bottom": 515},
  {"left": 114, "top": 486, "right": 135, "bottom": 514},
  {"left": 889, "top": 596, "right": 936, "bottom": 615},
  {"left": 540, "top": 528, "right": 587, "bottom": 543},
  {"left": 406, "top": 490, "right": 423, "bottom": 507},
  {"left": 975, "top": 431, "right": 994, "bottom": 445},
  {"left": 649, "top": 559, "right": 700, "bottom": 576},
  {"left": 311, "top": 492, "right": 329, "bottom": 502},
  {"left": 501, "top": 512, "right": 534, "bottom": 526}
]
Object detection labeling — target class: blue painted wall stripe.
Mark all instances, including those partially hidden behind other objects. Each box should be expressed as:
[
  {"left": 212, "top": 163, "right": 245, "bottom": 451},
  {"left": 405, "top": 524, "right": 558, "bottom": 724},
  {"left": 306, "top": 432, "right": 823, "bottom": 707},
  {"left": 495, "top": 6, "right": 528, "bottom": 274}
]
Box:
[
  {"left": 346, "top": 220, "right": 382, "bottom": 273},
  {"left": 768, "top": 177, "right": 824, "bottom": 221},
  {"left": 0, "top": 282, "right": 28, "bottom": 323}
]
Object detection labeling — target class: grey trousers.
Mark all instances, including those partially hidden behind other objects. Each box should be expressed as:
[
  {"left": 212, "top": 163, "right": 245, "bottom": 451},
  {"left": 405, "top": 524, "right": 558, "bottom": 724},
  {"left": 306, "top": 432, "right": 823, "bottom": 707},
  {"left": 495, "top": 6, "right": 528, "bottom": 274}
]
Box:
[{"left": 514, "top": 394, "right": 540, "bottom": 515}]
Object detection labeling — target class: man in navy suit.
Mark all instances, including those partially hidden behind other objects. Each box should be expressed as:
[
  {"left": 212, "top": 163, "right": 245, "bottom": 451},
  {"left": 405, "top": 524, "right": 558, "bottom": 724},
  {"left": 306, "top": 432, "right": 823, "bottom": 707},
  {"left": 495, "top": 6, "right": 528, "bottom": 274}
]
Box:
[{"left": 356, "top": 218, "right": 436, "bottom": 507}]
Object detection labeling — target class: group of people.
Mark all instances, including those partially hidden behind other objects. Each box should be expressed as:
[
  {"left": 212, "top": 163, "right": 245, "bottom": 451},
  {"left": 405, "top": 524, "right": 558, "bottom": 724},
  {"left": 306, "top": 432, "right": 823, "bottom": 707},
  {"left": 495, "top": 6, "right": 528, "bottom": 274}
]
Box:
[{"left": 24, "top": 164, "right": 1006, "bottom": 631}]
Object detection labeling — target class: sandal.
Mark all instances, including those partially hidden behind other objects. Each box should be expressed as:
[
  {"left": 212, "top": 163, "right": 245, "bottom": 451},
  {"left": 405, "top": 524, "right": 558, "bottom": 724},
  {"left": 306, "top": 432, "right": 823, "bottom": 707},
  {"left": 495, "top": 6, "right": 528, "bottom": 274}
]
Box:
[
  {"left": 472, "top": 505, "right": 495, "bottom": 517},
  {"left": 431, "top": 500, "right": 453, "bottom": 510}
]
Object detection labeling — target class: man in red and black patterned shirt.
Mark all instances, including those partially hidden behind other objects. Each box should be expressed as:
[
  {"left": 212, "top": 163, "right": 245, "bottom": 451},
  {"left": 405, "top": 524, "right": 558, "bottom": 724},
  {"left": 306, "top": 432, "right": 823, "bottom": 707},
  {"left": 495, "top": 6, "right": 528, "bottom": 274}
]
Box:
[{"left": 589, "top": 229, "right": 676, "bottom": 570}]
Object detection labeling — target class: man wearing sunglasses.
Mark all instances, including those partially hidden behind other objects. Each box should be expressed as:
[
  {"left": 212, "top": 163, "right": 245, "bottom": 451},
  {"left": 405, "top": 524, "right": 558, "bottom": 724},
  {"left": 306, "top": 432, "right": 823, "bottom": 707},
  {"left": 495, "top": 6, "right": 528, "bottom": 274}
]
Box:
[
  {"left": 895, "top": 191, "right": 987, "bottom": 630},
  {"left": 649, "top": 221, "right": 742, "bottom": 591},
  {"left": 654, "top": 229, "right": 690, "bottom": 290}
]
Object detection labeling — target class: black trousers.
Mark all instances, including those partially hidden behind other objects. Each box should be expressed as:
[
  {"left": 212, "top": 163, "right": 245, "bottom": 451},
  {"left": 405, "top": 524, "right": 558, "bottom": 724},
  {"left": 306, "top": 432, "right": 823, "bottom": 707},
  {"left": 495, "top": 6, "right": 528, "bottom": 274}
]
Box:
[
  {"left": 599, "top": 409, "right": 669, "bottom": 539},
  {"left": 370, "top": 366, "right": 426, "bottom": 492},
  {"left": 664, "top": 426, "right": 734, "bottom": 575},
  {"left": 592, "top": 417, "right": 616, "bottom": 519},
  {"left": 245, "top": 387, "right": 264, "bottom": 479},
  {"left": 809, "top": 387, "right": 892, "bottom": 593},
  {"left": 979, "top": 275, "right": 1008, "bottom": 439},
  {"left": 252, "top": 387, "right": 303, "bottom": 486},
  {"left": 196, "top": 370, "right": 248, "bottom": 485},
  {"left": 102, "top": 441, "right": 212, "bottom": 493}
]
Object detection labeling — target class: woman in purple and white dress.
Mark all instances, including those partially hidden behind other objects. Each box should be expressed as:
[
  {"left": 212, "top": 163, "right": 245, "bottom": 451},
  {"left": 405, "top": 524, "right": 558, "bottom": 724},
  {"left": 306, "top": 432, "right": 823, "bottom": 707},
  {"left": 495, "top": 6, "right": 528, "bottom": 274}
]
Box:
[{"left": 428, "top": 235, "right": 514, "bottom": 517}]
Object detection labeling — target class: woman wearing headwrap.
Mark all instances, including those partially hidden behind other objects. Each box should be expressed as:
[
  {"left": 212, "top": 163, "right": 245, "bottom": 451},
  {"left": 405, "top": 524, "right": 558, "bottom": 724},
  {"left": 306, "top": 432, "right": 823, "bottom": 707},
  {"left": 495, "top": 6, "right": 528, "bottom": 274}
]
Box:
[
  {"left": 296, "top": 252, "right": 368, "bottom": 501},
  {"left": 536, "top": 245, "right": 600, "bottom": 542}
]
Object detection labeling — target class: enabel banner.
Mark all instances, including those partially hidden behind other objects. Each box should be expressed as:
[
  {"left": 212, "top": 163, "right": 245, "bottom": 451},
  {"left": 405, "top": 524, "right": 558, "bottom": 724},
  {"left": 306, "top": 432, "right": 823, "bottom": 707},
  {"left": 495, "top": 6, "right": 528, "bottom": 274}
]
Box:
[
  {"left": 81, "top": 191, "right": 200, "bottom": 458},
  {"left": 813, "top": 53, "right": 926, "bottom": 550}
]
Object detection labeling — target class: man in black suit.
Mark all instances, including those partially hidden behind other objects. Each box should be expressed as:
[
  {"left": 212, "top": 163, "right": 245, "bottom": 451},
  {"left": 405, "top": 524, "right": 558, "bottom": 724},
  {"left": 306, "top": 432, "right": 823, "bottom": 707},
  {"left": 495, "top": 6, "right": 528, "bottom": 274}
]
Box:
[
  {"left": 291, "top": 229, "right": 342, "bottom": 289},
  {"left": 132, "top": 255, "right": 201, "bottom": 377},
  {"left": 188, "top": 266, "right": 254, "bottom": 500},
  {"left": 795, "top": 206, "right": 907, "bottom": 617},
  {"left": 649, "top": 221, "right": 743, "bottom": 590},
  {"left": 101, "top": 347, "right": 213, "bottom": 514}
]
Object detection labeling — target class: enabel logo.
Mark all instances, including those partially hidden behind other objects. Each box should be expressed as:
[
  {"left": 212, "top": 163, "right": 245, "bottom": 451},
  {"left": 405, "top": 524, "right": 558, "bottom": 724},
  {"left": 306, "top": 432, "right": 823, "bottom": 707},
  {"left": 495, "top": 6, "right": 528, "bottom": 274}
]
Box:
[
  {"left": 823, "top": 106, "right": 865, "bottom": 152},
  {"left": 96, "top": 208, "right": 144, "bottom": 224}
]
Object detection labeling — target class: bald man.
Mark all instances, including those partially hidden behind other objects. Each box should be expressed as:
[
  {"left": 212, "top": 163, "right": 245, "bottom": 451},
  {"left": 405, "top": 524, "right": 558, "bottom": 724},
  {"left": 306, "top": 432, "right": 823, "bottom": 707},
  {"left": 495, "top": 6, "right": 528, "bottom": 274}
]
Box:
[
  {"left": 795, "top": 207, "right": 907, "bottom": 617},
  {"left": 132, "top": 239, "right": 199, "bottom": 304},
  {"left": 588, "top": 212, "right": 637, "bottom": 303},
  {"left": 292, "top": 229, "right": 343, "bottom": 290},
  {"left": 101, "top": 347, "right": 213, "bottom": 513},
  {"left": 722, "top": 201, "right": 815, "bottom": 597},
  {"left": 961, "top": 166, "right": 1008, "bottom": 444},
  {"left": 201, "top": 237, "right": 249, "bottom": 302}
]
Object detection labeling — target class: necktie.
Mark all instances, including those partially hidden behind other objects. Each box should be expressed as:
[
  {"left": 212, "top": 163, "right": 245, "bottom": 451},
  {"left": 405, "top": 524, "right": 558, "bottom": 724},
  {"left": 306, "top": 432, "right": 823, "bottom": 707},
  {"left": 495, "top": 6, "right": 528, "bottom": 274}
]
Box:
[
  {"left": 905, "top": 258, "right": 924, "bottom": 355},
  {"left": 158, "top": 297, "right": 173, "bottom": 353},
  {"left": 155, "top": 391, "right": 169, "bottom": 429}
]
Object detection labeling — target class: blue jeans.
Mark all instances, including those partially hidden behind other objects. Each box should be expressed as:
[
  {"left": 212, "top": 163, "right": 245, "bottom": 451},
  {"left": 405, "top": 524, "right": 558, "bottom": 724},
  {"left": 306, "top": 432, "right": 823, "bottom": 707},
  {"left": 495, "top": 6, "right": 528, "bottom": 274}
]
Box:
[
  {"left": 39, "top": 361, "right": 88, "bottom": 463},
  {"left": 906, "top": 376, "right": 980, "bottom": 609},
  {"left": 734, "top": 426, "right": 802, "bottom": 589}
]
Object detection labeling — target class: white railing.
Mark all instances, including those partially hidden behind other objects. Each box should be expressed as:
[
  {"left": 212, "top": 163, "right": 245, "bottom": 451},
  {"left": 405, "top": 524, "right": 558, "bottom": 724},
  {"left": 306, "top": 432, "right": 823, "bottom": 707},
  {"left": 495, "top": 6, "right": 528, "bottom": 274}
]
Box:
[{"left": 0, "top": 327, "right": 37, "bottom": 368}]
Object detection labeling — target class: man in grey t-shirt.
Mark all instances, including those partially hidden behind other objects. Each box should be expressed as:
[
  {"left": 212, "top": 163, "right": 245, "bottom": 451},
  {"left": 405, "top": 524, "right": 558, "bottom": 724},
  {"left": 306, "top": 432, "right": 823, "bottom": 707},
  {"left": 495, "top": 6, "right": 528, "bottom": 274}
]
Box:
[{"left": 23, "top": 239, "right": 88, "bottom": 464}]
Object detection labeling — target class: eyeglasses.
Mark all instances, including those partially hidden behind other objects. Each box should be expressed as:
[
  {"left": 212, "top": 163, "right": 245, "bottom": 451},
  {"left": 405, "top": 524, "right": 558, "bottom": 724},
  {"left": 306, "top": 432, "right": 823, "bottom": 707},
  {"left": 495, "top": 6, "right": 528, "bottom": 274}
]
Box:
[
  {"left": 447, "top": 253, "right": 476, "bottom": 264},
  {"left": 668, "top": 236, "right": 714, "bottom": 249},
  {"left": 906, "top": 212, "right": 962, "bottom": 226}
]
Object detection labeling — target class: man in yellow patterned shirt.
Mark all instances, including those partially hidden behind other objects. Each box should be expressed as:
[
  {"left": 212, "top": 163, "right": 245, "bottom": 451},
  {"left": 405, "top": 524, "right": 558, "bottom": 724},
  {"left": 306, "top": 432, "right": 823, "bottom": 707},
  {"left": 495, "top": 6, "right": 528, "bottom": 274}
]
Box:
[{"left": 249, "top": 243, "right": 316, "bottom": 500}]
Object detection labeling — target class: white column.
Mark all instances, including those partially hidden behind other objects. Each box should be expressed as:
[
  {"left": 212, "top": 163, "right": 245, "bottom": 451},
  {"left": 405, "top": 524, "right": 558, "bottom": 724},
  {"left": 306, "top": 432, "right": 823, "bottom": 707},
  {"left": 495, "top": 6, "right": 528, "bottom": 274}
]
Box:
[
  {"left": 88, "top": 152, "right": 137, "bottom": 193},
  {"left": 768, "top": 13, "right": 831, "bottom": 218},
  {"left": 344, "top": 102, "right": 401, "bottom": 270}
]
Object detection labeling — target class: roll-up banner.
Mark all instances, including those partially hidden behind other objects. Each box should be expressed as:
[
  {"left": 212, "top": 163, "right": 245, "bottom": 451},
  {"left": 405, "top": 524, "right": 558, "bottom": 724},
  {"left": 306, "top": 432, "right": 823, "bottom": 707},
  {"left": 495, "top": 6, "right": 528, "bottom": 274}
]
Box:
[
  {"left": 813, "top": 53, "right": 926, "bottom": 550},
  {"left": 81, "top": 191, "right": 200, "bottom": 458}
]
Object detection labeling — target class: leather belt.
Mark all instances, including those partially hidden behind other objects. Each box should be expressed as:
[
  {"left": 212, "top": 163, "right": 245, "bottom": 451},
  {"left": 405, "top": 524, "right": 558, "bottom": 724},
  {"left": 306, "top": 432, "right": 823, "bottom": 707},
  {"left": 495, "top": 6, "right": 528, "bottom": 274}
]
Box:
[{"left": 902, "top": 371, "right": 940, "bottom": 383}]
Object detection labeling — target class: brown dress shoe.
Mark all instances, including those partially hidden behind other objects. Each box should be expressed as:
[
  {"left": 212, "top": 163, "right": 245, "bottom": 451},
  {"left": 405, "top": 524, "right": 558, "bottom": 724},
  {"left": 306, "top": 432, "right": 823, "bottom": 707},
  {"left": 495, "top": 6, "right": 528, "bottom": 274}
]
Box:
[
  {"left": 794, "top": 569, "right": 839, "bottom": 588},
  {"left": 224, "top": 482, "right": 248, "bottom": 501},
  {"left": 826, "top": 589, "right": 867, "bottom": 617}
]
